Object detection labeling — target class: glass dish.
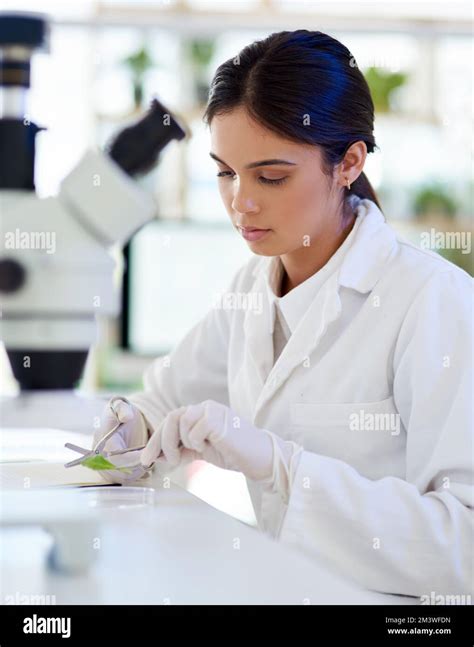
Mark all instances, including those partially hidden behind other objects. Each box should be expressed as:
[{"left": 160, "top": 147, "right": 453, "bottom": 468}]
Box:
[{"left": 79, "top": 486, "right": 156, "bottom": 510}]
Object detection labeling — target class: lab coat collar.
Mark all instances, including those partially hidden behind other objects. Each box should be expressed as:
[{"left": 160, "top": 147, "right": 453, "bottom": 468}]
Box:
[
  {"left": 251, "top": 197, "right": 396, "bottom": 296},
  {"left": 337, "top": 198, "right": 395, "bottom": 293}
]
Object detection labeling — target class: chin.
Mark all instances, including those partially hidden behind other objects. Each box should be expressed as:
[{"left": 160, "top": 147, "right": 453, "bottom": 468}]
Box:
[{"left": 245, "top": 239, "right": 279, "bottom": 256}]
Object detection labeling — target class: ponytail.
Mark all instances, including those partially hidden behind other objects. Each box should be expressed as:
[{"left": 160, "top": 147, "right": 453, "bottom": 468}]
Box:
[{"left": 350, "top": 171, "right": 383, "bottom": 211}]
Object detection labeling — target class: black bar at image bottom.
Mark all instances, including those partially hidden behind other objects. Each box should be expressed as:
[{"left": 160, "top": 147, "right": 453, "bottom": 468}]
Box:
[{"left": 0, "top": 604, "right": 472, "bottom": 644}]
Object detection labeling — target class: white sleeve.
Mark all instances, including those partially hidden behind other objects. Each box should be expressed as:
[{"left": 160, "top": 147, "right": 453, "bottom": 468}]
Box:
[{"left": 278, "top": 268, "right": 474, "bottom": 597}]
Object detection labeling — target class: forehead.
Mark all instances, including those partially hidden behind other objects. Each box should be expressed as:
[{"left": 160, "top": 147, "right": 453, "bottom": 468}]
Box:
[{"left": 209, "top": 106, "right": 319, "bottom": 166}]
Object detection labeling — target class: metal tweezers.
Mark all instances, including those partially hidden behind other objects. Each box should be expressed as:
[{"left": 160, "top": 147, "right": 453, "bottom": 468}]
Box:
[{"left": 64, "top": 396, "right": 148, "bottom": 469}]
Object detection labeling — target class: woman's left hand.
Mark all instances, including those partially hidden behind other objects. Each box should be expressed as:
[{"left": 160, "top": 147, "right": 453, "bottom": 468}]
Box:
[{"left": 140, "top": 399, "right": 277, "bottom": 483}]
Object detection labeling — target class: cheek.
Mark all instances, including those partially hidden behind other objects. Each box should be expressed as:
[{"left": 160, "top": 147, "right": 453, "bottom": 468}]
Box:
[
  {"left": 218, "top": 182, "right": 234, "bottom": 212},
  {"left": 273, "top": 177, "right": 321, "bottom": 229},
  {"left": 294, "top": 174, "right": 328, "bottom": 226}
]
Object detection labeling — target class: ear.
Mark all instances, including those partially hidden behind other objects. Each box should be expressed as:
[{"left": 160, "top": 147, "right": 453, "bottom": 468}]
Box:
[{"left": 337, "top": 141, "right": 368, "bottom": 188}]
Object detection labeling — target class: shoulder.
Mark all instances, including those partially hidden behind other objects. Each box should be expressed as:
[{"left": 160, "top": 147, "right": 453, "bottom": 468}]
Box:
[
  {"left": 392, "top": 237, "right": 472, "bottom": 334},
  {"left": 398, "top": 231, "right": 470, "bottom": 275},
  {"left": 384, "top": 226, "right": 472, "bottom": 299}
]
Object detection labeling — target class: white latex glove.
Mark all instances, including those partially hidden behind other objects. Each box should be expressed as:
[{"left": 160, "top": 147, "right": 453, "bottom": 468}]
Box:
[
  {"left": 140, "top": 400, "right": 303, "bottom": 500},
  {"left": 92, "top": 397, "right": 151, "bottom": 485}
]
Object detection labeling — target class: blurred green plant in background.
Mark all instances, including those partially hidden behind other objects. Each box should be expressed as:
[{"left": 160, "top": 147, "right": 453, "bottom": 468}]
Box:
[
  {"left": 188, "top": 38, "right": 215, "bottom": 106},
  {"left": 412, "top": 182, "right": 458, "bottom": 219},
  {"left": 122, "top": 45, "right": 154, "bottom": 109},
  {"left": 365, "top": 66, "right": 408, "bottom": 113},
  {"left": 411, "top": 182, "right": 472, "bottom": 275}
]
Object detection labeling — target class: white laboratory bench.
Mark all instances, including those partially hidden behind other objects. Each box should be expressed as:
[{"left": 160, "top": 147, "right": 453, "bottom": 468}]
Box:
[
  {"left": 0, "top": 390, "right": 417, "bottom": 605},
  {"left": 1, "top": 476, "right": 414, "bottom": 606}
]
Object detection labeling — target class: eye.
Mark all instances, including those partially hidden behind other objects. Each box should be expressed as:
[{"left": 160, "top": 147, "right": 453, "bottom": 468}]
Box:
[
  {"left": 216, "top": 171, "right": 288, "bottom": 186},
  {"left": 258, "top": 176, "right": 287, "bottom": 186}
]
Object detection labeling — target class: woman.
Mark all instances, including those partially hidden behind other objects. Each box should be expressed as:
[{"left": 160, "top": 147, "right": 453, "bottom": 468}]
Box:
[{"left": 94, "top": 30, "right": 473, "bottom": 598}]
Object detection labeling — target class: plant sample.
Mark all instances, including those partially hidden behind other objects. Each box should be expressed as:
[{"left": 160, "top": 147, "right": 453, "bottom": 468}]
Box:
[{"left": 81, "top": 454, "right": 132, "bottom": 474}]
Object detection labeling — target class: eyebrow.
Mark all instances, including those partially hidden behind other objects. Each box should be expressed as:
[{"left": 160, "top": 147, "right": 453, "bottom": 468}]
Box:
[{"left": 209, "top": 152, "right": 297, "bottom": 169}]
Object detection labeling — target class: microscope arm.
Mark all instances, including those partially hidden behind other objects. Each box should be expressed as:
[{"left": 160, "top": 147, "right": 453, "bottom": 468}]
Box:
[{"left": 59, "top": 149, "right": 156, "bottom": 250}]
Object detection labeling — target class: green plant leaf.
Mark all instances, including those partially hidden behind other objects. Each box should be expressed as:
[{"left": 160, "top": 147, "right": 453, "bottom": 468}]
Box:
[
  {"left": 81, "top": 454, "right": 132, "bottom": 474},
  {"left": 122, "top": 47, "right": 154, "bottom": 77},
  {"left": 364, "top": 66, "right": 407, "bottom": 113},
  {"left": 189, "top": 39, "right": 215, "bottom": 68}
]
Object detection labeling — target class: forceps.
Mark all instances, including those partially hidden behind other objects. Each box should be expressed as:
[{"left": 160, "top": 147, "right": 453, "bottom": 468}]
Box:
[{"left": 64, "top": 396, "right": 146, "bottom": 469}]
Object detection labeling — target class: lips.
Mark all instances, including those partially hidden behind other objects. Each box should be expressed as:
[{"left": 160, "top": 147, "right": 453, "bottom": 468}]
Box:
[
  {"left": 238, "top": 225, "right": 271, "bottom": 242},
  {"left": 238, "top": 226, "right": 270, "bottom": 233}
]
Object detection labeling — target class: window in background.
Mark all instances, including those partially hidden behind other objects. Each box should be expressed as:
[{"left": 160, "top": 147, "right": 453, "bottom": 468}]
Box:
[
  {"left": 185, "top": 117, "right": 229, "bottom": 222},
  {"left": 30, "top": 26, "right": 96, "bottom": 197},
  {"left": 434, "top": 36, "right": 473, "bottom": 215},
  {"left": 93, "top": 27, "right": 187, "bottom": 218},
  {"left": 94, "top": 28, "right": 181, "bottom": 129}
]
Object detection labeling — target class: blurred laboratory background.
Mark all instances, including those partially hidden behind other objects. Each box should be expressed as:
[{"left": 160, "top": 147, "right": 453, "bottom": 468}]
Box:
[{"left": 0, "top": 0, "right": 472, "bottom": 522}]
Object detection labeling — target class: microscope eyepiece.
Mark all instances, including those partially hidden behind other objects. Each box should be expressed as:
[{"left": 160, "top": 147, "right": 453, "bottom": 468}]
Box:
[
  {"left": 0, "top": 12, "right": 48, "bottom": 190},
  {"left": 107, "top": 98, "right": 188, "bottom": 177},
  {"left": 0, "top": 13, "right": 48, "bottom": 89},
  {"left": 0, "top": 13, "right": 47, "bottom": 47}
]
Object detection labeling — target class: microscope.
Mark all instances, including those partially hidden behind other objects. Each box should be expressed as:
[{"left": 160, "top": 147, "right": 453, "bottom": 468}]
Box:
[{"left": 0, "top": 12, "right": 187, "bottom": 393}]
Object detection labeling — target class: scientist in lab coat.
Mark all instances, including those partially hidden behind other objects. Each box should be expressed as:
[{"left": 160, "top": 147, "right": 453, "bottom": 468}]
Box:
[{"left": 94, "top": 30, "right": 473, "bottom": 599}]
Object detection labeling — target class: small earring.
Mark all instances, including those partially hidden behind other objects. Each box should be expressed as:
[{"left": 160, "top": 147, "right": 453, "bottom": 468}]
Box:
[{"left": 346, "top": 178, "right": 351, "bottom": 190}]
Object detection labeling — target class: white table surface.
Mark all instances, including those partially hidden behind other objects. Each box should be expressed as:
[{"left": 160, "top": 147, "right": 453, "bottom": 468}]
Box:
[{"left": 1, "top": 475, "right": 414, "bottom": 606}]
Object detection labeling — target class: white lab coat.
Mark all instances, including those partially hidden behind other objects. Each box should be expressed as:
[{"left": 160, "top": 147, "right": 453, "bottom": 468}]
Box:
[{"left": 129, "top": 198, "right": 473, "bottom": 598}]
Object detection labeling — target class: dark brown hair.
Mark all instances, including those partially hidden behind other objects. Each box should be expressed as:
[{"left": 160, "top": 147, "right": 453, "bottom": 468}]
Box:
[{"left": 203, "top": 29, "right": 382, "bottom": 214}]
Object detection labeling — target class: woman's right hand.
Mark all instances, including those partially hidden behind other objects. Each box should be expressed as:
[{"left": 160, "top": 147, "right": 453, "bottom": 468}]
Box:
[{"left": 92, "top": 397, "right": 151, "bottom": 485}]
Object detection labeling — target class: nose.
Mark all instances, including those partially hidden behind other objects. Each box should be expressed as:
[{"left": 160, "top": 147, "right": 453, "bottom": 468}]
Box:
[{"left": 231, "top": 178, "right": 260, "bottom": 215}]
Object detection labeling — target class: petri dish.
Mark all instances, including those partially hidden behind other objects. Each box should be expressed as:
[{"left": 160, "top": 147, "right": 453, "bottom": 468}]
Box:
[{"left": 80, "top": 486, "right": 156, "bottom": 510}]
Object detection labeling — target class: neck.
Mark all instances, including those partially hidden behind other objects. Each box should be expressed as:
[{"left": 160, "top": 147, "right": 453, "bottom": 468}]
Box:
[{"left": 280, "top": 212, "right": 356, "bottom": 296}]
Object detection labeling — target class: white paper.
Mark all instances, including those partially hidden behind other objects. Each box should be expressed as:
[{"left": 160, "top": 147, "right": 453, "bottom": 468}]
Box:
[
  {"left": 0, "top": 428, "right": 106, "bottom": 488},
  {"left": 0, "top": 461, "right": 106, "bottom": 488}
]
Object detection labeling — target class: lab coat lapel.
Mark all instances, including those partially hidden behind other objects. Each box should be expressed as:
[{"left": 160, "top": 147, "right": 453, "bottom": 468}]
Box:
[
  {"left": 242, "top": 264, "right": 274, "bottom": 392},
  {"left": 253, "top": 272, "right": 342, "bottom": 416}
]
